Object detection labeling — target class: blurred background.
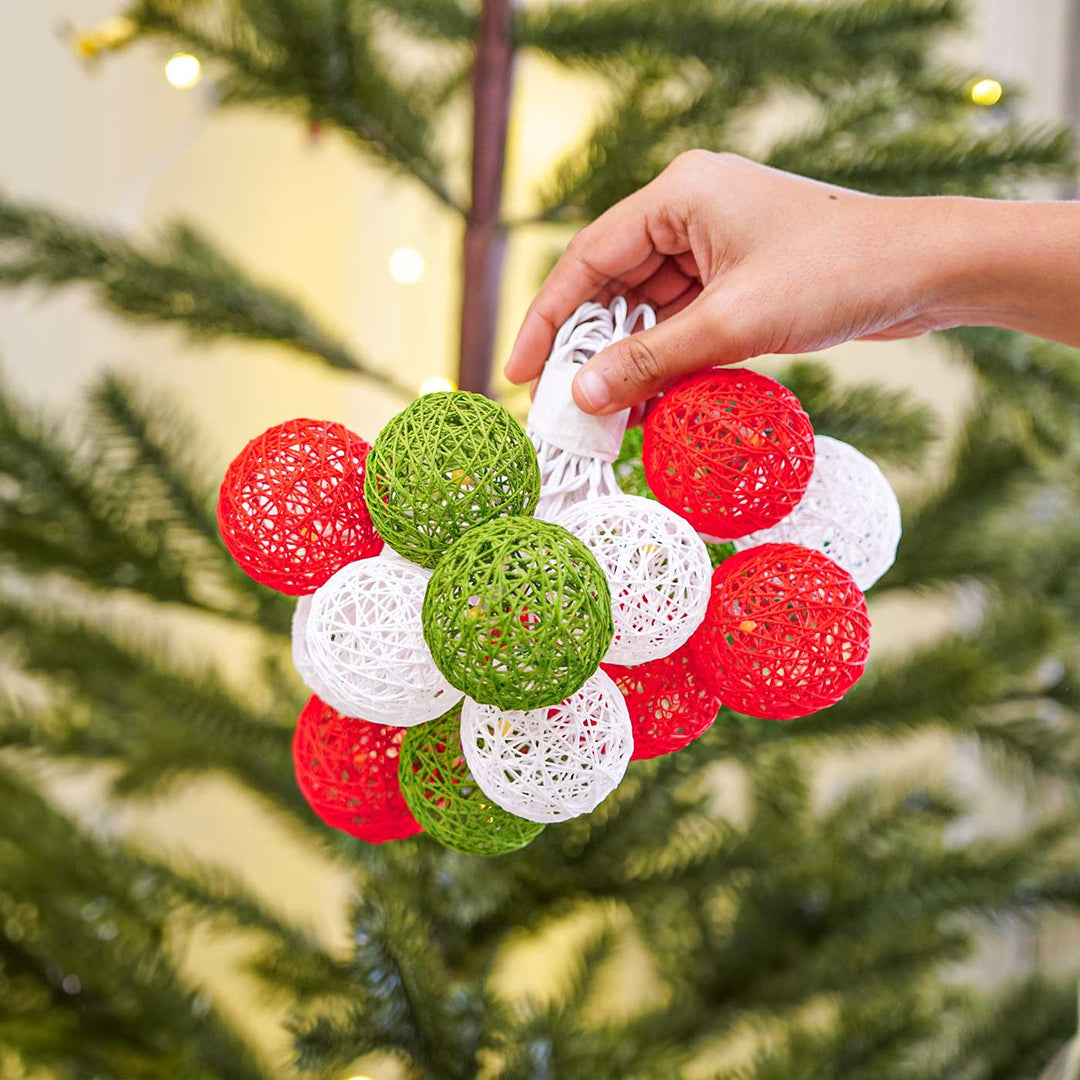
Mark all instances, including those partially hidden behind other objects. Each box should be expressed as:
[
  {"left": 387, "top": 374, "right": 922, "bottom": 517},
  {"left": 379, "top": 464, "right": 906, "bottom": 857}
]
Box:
[
  {"left": 4, "top": 1, "right": 1075, "bottom": 425},
  {"left": 3, "top": 2, "right": 1080, "bottom": 1079}
]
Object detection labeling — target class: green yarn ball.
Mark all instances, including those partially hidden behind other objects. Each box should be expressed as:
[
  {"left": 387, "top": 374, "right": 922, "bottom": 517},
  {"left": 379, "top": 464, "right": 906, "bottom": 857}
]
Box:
[
  {"left": 364, "top": 392, "right": 541, "bottom": 569},
  {"left": 398, "top": 706, "right": 544, "bottom": 856},
  {"left": 422, "top": 516, "right": 614, "bottom": 711}
]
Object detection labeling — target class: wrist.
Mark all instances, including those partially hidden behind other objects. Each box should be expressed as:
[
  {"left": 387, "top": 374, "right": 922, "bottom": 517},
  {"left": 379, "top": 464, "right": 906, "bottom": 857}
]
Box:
[{"left": 908, "top": 196, "right": 1079, "bottom": 339}]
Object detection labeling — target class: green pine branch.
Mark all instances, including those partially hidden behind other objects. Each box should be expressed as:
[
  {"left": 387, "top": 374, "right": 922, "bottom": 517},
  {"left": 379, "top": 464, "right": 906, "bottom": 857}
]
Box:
[
  {"left": 948, "top": 328, "right": 1080, "bottom": 456},
  {"left": 372, "top": 0, "right": 477, "bottom": 42},
  {"left": 721, "top": 600, "right": 1080, "bottom": 792},
  {"left": 518, "top": 0, "right": 959, "bottom": 76},
  {"left": 293, "top": 890, "right": 484, "bottom": 1078},
  {"left": 779, "top": 360, "right": 939, "bottom": 467},
  {"left": 0, "top": 763, "right": 264, "bottom": 1080},
  {"left": 0, "top": 196, "right": 407, "bottom": 385},
  {"left": 692, "top": 804, "right": 1076, "bottom": 1021},
  {"left": 729, "top": 992, "right": 937, "bottom": 1080},
  {"left": 925, "top": 978, "right": 1079, "bottom": 1080},
  {"left": 883, "top": 399, "right": 1044, "bottom": 591},
  {"left": 0, "top": 373, "right": 292, "bottom": 631},
  {"left": 768, "top": 125, "right": 1073, "bottom": 196},
  {"left": 533, "top": 72, "right": 693, "bottom": 223},
  {"left": 0, "top": 601, "right": 305, "bottom": 820},
  {"left": 531, "top": 55, "right": 1070, "bottom": 224},
  {"left": 86, "top": 372, "right": 293, "bottom": 634},
  {"left": 126, "top": 0, "right": 461, "bottom": 211},
  {"left": 0, "top": 377, "right": 204, "bottom": 608},
  {"left": 140, "top": 856, "right": 357, "bottom": 1003}
]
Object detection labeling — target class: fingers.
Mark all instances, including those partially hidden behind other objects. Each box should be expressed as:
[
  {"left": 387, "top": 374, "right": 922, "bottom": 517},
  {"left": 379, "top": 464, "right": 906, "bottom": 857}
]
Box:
[
  {"left": 634, "top": 259, "right": 694, "bottom": 309},
  {"left": 656, "top": 279, "right": 702, "bottom": 321},
  {"left": 505, "top": 184, "right": 688, "bottom": 385},
  {"left": 571, "top": 292, "right": 745, "bottom": 414}
]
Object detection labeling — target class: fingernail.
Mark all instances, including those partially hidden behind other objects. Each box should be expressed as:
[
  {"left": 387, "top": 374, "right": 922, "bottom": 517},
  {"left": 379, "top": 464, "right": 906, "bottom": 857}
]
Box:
[{"left": 574, "top": 368, "right": 612, "bottom": 412}]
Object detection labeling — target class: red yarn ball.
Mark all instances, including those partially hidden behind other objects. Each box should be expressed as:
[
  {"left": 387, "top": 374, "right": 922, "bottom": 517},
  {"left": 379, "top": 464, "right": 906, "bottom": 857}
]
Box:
[
  {"left": 292, "top": 695, "right": 421, "bottom": 843},
  {"left": 691, "top": 543, "right": 870, "bottom": 721},
  {"left": 603, "top": 642, "right": 721, "bottom": 760},
  {"left": 217, "top": 418, "right": 382, "bottom": 595},
  {"left": 642, "top": 369, "right": 815, "bottom": 539}
]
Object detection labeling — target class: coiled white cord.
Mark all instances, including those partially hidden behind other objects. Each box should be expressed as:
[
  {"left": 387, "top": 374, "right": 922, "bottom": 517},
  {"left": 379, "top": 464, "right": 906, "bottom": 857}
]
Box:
[{"left": 527, "top": 296, "right": 656, "bottom": 521}]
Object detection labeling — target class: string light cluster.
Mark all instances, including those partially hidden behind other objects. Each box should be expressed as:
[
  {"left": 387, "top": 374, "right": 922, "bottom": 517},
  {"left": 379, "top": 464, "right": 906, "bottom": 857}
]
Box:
[{"left": 217, "top": 297, "right": 897, "bottom": 856}]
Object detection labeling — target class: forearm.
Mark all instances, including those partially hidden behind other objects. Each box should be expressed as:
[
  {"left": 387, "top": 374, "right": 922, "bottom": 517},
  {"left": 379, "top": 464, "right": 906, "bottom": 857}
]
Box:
[
  {"left": 915, "top": 197, "right": 1080, "bottom": 346},
  {"left": 507, "top": 152, "right": 1080, "bottom": 413}
]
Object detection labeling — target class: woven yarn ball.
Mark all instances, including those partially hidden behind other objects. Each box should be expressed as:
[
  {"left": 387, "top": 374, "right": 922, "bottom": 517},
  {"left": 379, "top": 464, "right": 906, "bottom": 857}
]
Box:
[
  {"left": 422, "top": 517, "right": 613, "bottom": 711},
  {"left": 217, "top": 418, "right": 382, "bottom": 594},
  {"left": 733, "top": 435, "right": 901, "bottom": 590},
  {"left": 643, "top": 369, "right": 815, "bottom": 540},
  {"left": 292, "top": 695, "right": 420, "bottom": 843},
  {"left": 556, "top": 494, "right": 711, "bottom": 665},
  {"left": 460, "top": 670, "right": 633, "bottom": 823},
  {"left": 398, "top": 706, "right": 544, "bottom": 856},
  {"left": 305, "top": 551, "right": 462, "bottom": 725},
  {"left": 692, "top": 543, "right": 870, "bottom": 721},
  {"left": 364, "top": 392, "right": 541, "bottom": 569},
  {"left": 603, "top": 641, "right": 721, "bottom": 760}
]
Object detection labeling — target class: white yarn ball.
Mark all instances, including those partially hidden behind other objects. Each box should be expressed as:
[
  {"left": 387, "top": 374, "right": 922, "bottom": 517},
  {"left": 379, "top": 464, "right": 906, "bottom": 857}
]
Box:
[
  {"left": 291, "top": 594, "right": 315, "bottom": 689},
  {"left": 460, "top": 670, "right": 633, "bottom": 823},
  {"left": 556, "top": 494, "right": 712, "bottom": 665},
  {"left": 305, "top": 550, "right": 462, "bottom": 725},
  {"left": 734, "top": 435, "right": 902, "bottom": 590}
]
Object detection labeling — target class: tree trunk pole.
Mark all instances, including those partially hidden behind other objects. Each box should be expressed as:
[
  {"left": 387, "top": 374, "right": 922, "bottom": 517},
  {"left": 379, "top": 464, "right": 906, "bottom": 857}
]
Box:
[{"left": 458, "top": 0, "right": 515, "bottom": 396}]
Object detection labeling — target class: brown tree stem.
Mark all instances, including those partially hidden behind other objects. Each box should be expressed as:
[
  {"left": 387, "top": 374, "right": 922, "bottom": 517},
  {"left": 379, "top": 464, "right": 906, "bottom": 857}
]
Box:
[{"left": 458, "top": 0, "right": 515, "bottom": 397}]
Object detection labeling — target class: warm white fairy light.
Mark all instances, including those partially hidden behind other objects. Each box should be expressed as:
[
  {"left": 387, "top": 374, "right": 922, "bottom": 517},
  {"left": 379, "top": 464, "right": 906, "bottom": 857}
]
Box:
[
  {"left": 164, "top": 53, "right": 202, "bottom": 89},
  {"left": 388, "top": 246, "right": 425, "bottom": 284},
  {"left": 969, "top": 77, "right": 1003, "bottom": 106},
  {"left": 419, "top": 375, "right": 456, "bottom": 395}
]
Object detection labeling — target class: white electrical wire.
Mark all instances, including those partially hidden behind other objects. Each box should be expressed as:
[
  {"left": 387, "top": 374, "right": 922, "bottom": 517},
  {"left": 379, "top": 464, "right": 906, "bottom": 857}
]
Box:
[{"left": 527, "top": 296, "right": 655, "bottom": 521}]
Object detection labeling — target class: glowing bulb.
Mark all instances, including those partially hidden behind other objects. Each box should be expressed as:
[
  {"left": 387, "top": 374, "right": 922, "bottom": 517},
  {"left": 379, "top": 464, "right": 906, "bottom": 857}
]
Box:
[
  {"left": 419, "top": 375, "right": 456, "bottom": 395},
  {"left": 165, "top": 53, "right": 202, "bottom": 89},
  {"left": 969, "top": 78, "right": 1003, "bottom": 107},
  {"left": 388, "top": 246, "right": 425, "bottom": 284},
  {"left": 343, "top": 1075, "right": 375, "bottom": 1080}
]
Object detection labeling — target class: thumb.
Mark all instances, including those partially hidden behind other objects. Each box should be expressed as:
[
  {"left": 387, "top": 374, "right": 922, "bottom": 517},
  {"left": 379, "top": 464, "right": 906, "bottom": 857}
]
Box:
[{"left": 571, "top": 294, "right": 747, "bottom": 414}]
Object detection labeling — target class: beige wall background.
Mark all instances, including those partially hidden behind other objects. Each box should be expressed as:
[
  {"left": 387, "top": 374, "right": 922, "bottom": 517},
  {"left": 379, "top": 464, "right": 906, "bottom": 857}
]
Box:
[{"left": 1, "top": 0, "right": 1077, "bottom": 1074}]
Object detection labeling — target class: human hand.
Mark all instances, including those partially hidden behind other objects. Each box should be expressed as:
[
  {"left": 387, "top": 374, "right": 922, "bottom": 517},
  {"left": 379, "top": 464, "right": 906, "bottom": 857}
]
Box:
[{"left": 504, "top": 151, "right": 1010, "bottom": 415}]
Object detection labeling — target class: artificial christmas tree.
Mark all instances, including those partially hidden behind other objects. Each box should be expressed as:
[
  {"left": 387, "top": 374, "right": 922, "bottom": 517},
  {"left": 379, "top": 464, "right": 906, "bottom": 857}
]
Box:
[{"left": 1, "top": 1, "right": 1080, "bottom": 1078}]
